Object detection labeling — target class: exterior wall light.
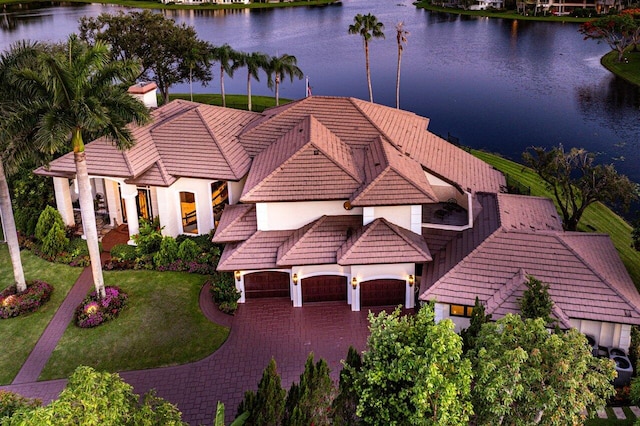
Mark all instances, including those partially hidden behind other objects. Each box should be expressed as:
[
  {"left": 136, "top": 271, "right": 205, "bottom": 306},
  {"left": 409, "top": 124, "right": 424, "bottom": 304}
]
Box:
[
  {"left": 292, "top": 273, "right": 298, "bottom": 285},
  {"left": 234, "top": 270, "right": 241, "bottom": 282},
  {"left": 351, "top": 277, "right": 358, "bottom": 290},
  {"left": 408, "top": 275, "right": 415, "bottom": 287}
]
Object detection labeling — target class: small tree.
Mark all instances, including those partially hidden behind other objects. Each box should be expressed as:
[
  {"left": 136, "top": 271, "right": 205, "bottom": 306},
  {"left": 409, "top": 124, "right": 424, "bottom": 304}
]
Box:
[
  {"left": 580, "top": 14, "right": 638, "bottom": 62},
  {"left": 245, "top": 358, "right": 286, "bottom": 426},
  {"left": 523, "top": 146, "right": 638, "bottom": 231},
  {"left": 284, "top": 353, "right": 334, "bottom": 426},
  {"left": 41, "top": 221, "right": 69, "bottom": 257},
  {"left": 331, "top": 346, "right": 362, "bottom": 425},
  {"left": 460, "top": 297, "right": 491, "bottom": 353},
  {"left": 355, "top": 304, "right": 473, "bottom": 425},
  {"left": 519, "top": 275, "right": 553, "bottom": 324},
  {"left": 34, "top": 205, "right": 65, "bottom": 243},
  {"left": 471, "top": 314, "right": 616, "bottom": 425},
  {"left": 177, "top": 238, "right": 200, "bottom": 262},
  {"left": 153, "top": 236, "right": 179, "bottom": 267}
]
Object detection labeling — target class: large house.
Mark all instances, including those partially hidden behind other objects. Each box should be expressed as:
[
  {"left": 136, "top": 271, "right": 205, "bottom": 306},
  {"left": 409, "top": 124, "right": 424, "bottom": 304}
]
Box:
[{"left": 36, "top": 92, "right": 640, "bottom": 351}]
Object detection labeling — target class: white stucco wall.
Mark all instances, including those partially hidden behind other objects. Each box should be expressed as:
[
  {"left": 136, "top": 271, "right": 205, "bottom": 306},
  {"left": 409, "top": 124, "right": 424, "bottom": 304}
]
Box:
[
  {"left": 571, "top": 319, "right": 630, "bottom": 352},
  {"left": 157, "top": 178, "right": 214, "bottom": 236},
  {"left": 434, "top": 302, "right": 471, "bottom": 333},
  {"left": 228, "top": 179, "right": 245, "bottom": 205},
  {"left": 351, "top": 263, "right": 416, "bottom": 311},
  {"left": 362, "top": 205, "right": 415, "bottom": 231},
  {"left": 425, "top": 172, "right": 459, "bottom": 202},
  {"left": 104, "top": 179, "right": 122, "bottom": 227},
  {"left": 256, "top": 200, "right": 363, "bottom": 231}
]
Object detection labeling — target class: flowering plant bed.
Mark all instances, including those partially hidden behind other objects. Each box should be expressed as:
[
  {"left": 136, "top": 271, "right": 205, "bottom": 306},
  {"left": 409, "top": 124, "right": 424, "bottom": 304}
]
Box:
[
  {"left": 74, "top": 286, "right": 128, "bottom": 328},
  {"left": 0, "top": 280, "right": 53, "bottom": 319}
]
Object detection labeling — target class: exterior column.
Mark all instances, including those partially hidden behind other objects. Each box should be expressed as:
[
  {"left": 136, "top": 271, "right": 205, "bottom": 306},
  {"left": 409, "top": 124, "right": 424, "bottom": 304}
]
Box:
[
  {"left": 236, "top": 272, "right": 246, "bottom": 303},
  {"left": 292, "top": 273, "right": 302, "bottom": 307},
  {"left": 351, "top": 276, "right": 360, "bottom": 312},
  {"left": 120, "top": 184, "right": 139, "bottom": 244},
  {"left": 53, "top": 177, "right": 75, "bottom": 227},
  {"left": 406, "top": 278, "right": 416, "bottom": 309}
]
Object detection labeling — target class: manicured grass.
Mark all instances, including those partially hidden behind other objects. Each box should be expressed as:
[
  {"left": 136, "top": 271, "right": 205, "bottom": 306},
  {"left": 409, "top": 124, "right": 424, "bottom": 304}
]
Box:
[
  {"left": 168, "top": 93, "right": 292, "bottom": 112},
  {"left": 585, "top": 407, "right": 636, "bottom": 425},
  {"left": 0, "top": 0, "right": 339, "bottom": 10},
  {"left": 602, "top": 49, "right": 640, "bottom": 87},
  {"left": 472, "top": 150, "right": 640, "bottom": 288},
  {"left": 40, "top": 270, "right": 228, "bottom": 381},
  {"left": 0, "top": 246, "right": 82, "bottom": 385},
  {"left": 414, "top": 2, "right": 591, "bottom": 22}
]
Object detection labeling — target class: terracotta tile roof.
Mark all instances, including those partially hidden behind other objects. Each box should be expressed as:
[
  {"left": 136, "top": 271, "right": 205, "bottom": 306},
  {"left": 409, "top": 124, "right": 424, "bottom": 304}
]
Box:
[
  {"left": 337, "top": 218, "right": 432, "bottom": 265},
  {"left": 126, "top": 161, "right": 176, "bottom": 187},
  {"left": 212, "top": 204, "right": 257, "bottom": 243},
  {"left": 498, "top": 194, "right": 562, "bottom": 231},
  {"left": 276, "top": 215, "right": 362, "bottom": 266},
  {"left": 240, "top": 115, "right": 363, "bottom": 202},
  {"left": 351, "top": 137, "right": 439, "bottom": 206},
  {"left": 420, "top": 229, "right": 640, "bottom": 325},
  {"left": 217, "top": 230, "right": 294, "bottom": 271}
]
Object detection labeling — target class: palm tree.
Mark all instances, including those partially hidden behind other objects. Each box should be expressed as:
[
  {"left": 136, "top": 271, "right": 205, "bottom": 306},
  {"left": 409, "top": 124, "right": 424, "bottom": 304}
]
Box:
[
  {"left": 236, "top": 51, "right": 269, "bottom": 112},
  {"left": 0, "top": 41, "right": 43, "bottom": 293},
  {"left": 266, "top": 54, "right": 304, "bottom": 106},
  {"left": 210, "top": 44, "right": 240, "bottom": 108},
  {"left": 13, "top": 35, "right": 150, "bottom": 298},
  {"left": 395, "top": 22, "right": 409, "bottom": 109},
  {"left": 348, "top": 13, "right": 385, "bottom": 103}
]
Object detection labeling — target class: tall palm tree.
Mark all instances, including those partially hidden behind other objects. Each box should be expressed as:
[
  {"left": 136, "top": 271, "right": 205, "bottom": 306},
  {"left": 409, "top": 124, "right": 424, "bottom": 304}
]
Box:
[
  {"left": 395, "top": 22, "right": 409, "bottom": 109},
  {"left": 236, "top": 51, "right": 269, "bottom": 111},
  {"left": 348, "top": 13, "right": 385, "bottom": 103},
  {"left": 266, "top": 54, "right": 304, "bottom": 106},
  {"left": 13, "top": 35, "right": 150, "bottom": 298},
  {"left": 210, "top": 44, "right": 240, "bottom": 108},
  {"left": 0, "top": 41, "right": 43, "bottom": 293}
]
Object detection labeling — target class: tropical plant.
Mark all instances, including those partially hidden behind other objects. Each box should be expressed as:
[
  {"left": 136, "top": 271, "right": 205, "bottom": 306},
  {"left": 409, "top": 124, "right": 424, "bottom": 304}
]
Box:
[
  {"left": 395, "top": 22, "right": 409, "bottom": 109},
  {"left": 210, "top": 44, "right": 241, "bottom": 108},
  {"left": 12, "top": 35, "right": 151, "bottom": 298},
  {"left": 0, "top": 41, "right": 44, "bottom": 293},
  {"left": 580, "top": 13, "right": 639, "bottom": 62},
  {"left": 348, "top": 13, "right": 385, "bottom": 103},
  {"left": 237, "top": 51, "right": 269, "bottom": 111},
  {"left": 266, "top": 54, "right": 304, "bottom": 106}
]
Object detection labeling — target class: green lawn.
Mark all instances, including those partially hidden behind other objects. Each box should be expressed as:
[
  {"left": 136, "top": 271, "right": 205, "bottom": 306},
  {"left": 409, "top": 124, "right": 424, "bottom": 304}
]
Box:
[
  {"left": 414, "top": 2, "right": 591, "bottom": 22},
  {"left": 0, "top": 0, "right": 338, "bottom": 10},
  {"left": 168, "top": 93, "right": 292, "bottom": 112},
  {"left": 585, "top": 407, "right": 637, "bottom": 425},
  {"left": 0, "top": 247, "right": 82, "bottom": 385},
  {"left": 602, "top": 49, "right": 640, "bottom": 87},
  {"left": 472, "top": 150, "right": 640, "bottom": 288},
  {"left": 40, "top": 269, "right": 228, "bottom": 380}
]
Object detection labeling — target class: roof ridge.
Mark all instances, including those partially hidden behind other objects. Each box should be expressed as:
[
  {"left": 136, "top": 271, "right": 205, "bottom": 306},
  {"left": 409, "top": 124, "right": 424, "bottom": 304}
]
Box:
[
  {"left": 148, "top": 101, "right": 200, "bottom": 133},
  {"left": 307, "top": 116, "right": 362, "bottom": 183},
  {"left": 195, "top": 106, "right": 241, "bottom": 179},
  {"left": 484, "top": 268, "right": 527, "bottom": 315},
  {"left": 276, "top": 217, "right": 324, "bottom": 264},
  {"left": 379, "top": 218, "right": 431, "bottom": 257}
]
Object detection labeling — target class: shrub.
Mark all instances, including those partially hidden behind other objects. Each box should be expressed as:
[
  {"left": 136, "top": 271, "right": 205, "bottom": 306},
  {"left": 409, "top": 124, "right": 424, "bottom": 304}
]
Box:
[
  {"left": 177, "top": 238, "right": 199, "bottom": 263},
  {"left": 110, "top": 244, "right": 137, "bottom": 262},
  {"left": 208, "top": 272, "right": 240, "bottom": 315},
  {"left": 0, "top": 390, "right": 41, "bottom": 418},
  {"left": 133, "top": 217, "right": 163, "bottom": 256},
  {"left": 0, "top": 280, "right": 54, "bottom": 319},
  {"left": 34, "top": 205, "right": 65, "bottom": 242},
  {"left": 74, "top": 286, "right": 128, "bottom": 328},
  {"left": 154, "top": 236, "right": 179, "bottom": 267},
  {"left": 41, "top": 221, "right": 69, "bottom": 257},
  {"left": 14, "top": 208, "right": 41, "bottom": 237}
]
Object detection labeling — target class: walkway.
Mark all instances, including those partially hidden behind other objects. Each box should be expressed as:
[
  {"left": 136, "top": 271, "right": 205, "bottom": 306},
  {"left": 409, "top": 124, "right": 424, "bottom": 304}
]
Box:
[{"left": 1, "top": 257, "right": 382, "bottom": 425}]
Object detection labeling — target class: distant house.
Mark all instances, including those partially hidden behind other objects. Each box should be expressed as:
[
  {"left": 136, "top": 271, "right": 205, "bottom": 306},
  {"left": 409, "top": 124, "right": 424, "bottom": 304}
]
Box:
[{"left": 37, "top": 92, "right": 640, "bottom": 351}]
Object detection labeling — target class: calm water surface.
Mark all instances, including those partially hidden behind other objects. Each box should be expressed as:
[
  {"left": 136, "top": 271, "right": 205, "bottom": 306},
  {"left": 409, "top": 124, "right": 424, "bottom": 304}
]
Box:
[{"left": 2, "top": 0, "right": 639, "bottom": 183}]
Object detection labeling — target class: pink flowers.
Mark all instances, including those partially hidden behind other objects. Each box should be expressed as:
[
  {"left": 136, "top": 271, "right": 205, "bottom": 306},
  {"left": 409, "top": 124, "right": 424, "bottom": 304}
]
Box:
[
  {"left": 0, "top": 280, "right": 53, "bottom": 319},
  {"left": 74, "top": 286, "right": 128, "bottom": 328}
]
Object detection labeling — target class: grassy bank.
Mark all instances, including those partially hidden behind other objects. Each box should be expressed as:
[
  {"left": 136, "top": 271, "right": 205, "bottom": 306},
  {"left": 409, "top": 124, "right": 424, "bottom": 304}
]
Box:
[
  {"left": 0, "top": 0, "right": 339, "bottom": 10},
  {"left": 602, "top": 49, "right": 640, "bottom": 87},
  {"left": 168, "top": 93, "right": 292, "bottom": 112},
  {"left": 414, "top": 2, "right": 590, "bottom": 22},
  {"left": 472, "top": 150, "right": 640, "bottom": 288}
]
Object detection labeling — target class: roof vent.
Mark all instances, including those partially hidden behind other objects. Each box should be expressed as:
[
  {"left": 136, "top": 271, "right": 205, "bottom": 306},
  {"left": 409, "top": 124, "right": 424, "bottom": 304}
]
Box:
[{"left": 313, "top": 150, "right": 320, "bottom": 155}]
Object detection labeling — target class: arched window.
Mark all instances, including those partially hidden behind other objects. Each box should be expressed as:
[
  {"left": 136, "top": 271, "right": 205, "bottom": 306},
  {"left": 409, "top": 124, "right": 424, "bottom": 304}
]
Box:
[
  {"left": 211, "top": 181, "right": 228, "bottom": 228},
  {"left": 180, "top": 192, "right": 198, "bottom": 234}
]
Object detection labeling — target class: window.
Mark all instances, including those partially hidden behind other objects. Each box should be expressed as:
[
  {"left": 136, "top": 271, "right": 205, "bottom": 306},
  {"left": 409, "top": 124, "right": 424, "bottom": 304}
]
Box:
[
  {"left": 449, "top": 304, "right": 473, "bottom": 317},
  {"left": 211, "top": 181, "right": 228, "bottom": 227},
  {"left": 180, "top": 192, "right": 198, "bottom": 234}
]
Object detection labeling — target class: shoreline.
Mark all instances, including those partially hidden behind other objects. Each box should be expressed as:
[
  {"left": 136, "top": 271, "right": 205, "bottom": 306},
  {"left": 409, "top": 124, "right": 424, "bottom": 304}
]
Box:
[
  {"left": 0, "top": 0, "right": 341, "bottom": 10},
  {"left": 413, "top": 2, "right": 590, "bottom": 23}
]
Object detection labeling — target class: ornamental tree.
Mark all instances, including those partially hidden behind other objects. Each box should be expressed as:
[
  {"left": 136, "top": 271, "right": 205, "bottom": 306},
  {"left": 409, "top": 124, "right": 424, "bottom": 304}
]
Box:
[
  {"left": 522, "top": 146, "right": 637, "bottom": 231},
  {"left": 354, "top": 305, "right": 473, "bottom": 425},
  {"left": 580, "top": 13, "right": 638, "bottom": 62},
  {"left": 470, "top": 314, "right": 616, "bottom": 425},
  {"left": 519, "top": 276, "right": 553, "bottom": 324}
]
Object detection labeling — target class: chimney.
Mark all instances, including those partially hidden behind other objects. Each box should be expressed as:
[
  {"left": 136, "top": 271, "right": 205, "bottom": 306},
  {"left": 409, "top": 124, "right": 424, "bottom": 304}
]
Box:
[{"left": 128, "top": 82, "right": 158, "bottom": 109}]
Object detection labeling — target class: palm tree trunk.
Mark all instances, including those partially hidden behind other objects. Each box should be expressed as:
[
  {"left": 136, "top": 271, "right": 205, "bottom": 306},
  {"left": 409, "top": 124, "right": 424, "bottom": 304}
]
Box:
[
  {"left": 396, "top": 45, "right": 402, "bottom": 109},
  {"left": 365, "top": 41, "right": 373, "bottom": 103},
  {"left": 220, "top": 65, "right": 226, "bottom": 108},
  {"left": 275, "top": 73, "right": 280, "bottom": 106},
  {"left": 247, "top": 72, "right": 252, "bottom": 112},
  {"left": 0, "top": 160, "right": 26, "bottom": 292},
  {"left": 72, "top": 128, "right": 105, "bottom": 299}
]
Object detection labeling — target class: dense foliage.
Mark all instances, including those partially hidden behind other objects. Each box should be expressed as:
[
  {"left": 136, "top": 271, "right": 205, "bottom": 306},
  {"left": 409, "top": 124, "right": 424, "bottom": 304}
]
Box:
[
  {"left": 74, "top": 286, "right": 128, "bottom": 328},
  {"left": 0, "top": 280, "right": 53, "bottom": 319},
  {"left": 283, "top": 354, "right": 334, "bottom": 426},
  {"left": 460, "top": 296, "right": 491, "bottom": 353},
  {"left": 239, "top": 358, "right": 286, "bottom": 426},
  {"left": 580, "top": 10, "right": 640, "bottom": 62},
  {"left": 519, "top": 275, "right": 553, "bottom": 323},
  {"left": 208, "top": 273, "right": 241, "bottom": 315},
  {"left": 0, "top": 391, "right": 40, "bottom": 420}
]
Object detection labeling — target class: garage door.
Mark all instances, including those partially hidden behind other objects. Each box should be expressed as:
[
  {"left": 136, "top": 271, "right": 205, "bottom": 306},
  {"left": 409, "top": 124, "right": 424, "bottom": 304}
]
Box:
[
  {"left": 243, "top": 272, "right": 290, "bottom": 298},
  {"left": 302, "top": 276, "right": 347, "bottom": 303},
  {"left": 361, "top": 279, "right": 405, "bottom": 307}
]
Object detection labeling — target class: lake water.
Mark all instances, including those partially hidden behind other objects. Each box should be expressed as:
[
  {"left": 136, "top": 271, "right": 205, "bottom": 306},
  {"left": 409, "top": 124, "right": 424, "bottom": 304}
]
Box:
[{"left": 2, "top": 0, "right": 639, "bottom": 184}]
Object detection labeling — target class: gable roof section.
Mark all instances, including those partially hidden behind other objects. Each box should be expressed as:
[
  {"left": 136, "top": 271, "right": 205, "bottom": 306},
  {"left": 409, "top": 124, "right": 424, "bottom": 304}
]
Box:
[
  {"left": 240, "top": 115, "right": 363, "bottom": 202},
  {"left": 337, "top": 218, "right": 432, "bottom": 265},
  {"left": 276, "top": 215, "right": 362, "bottom": 266},
  {"left": 212, "top": 204, "right": 257, "bottom": 243},
  {"left": 498, "top": 193, "right": 562, "bottom": 231},
  {"left": 351, "top": 137, "right": 439, "bottom": 206},
  {"left": 420, "top": 229, "right": 640, "bottom": 325},
  {"left": 217, "top": 230, "right": 294, "bottom": 271},
  {"left": 126, "top": 161, "right": 176, "bottom": 187}
]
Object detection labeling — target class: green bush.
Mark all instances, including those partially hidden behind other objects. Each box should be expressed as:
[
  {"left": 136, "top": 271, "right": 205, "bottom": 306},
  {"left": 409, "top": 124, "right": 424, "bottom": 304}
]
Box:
[
  {"left": 41, "top": 222, "right": 69, "bottom": 257},
  {"left": 0, "top": 390, "right": 41, "bottom": 419},
  {"left": 153, "top": 236, "right": 179, "bottom": 267},
  {"left": 177, "top": 238, "right": 200, "bottom": 262},
  {"left": 35, "top": 205, "right": 65, "bottom": 242},
  {"left": 14, "top": 208, "right": 41, "bottom": 237},
  {"left": 110, "top": 244, "right": 137, "bottom": 262},
  {"left": 133, "top": 217, "right": 163, "bottom": 256},
  {"left": 209, "top": 272, "right": 240, "bottom": 315}
]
